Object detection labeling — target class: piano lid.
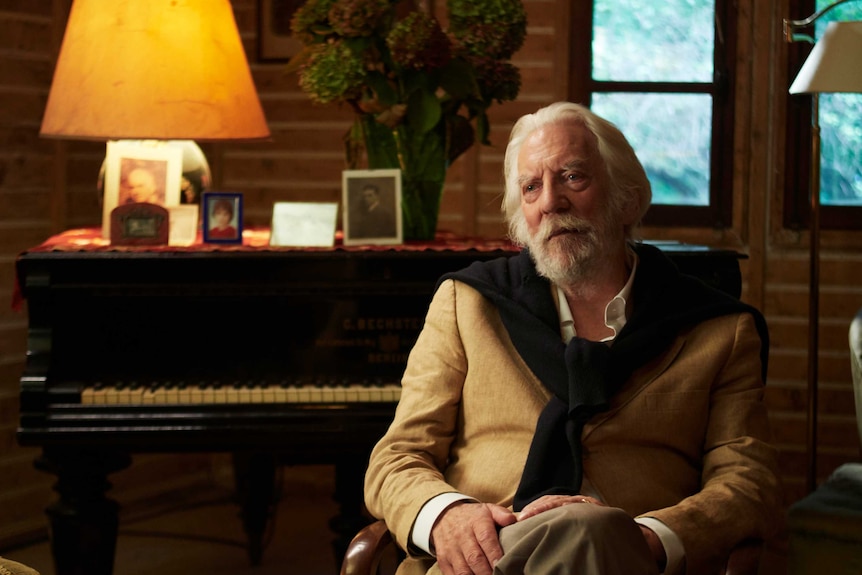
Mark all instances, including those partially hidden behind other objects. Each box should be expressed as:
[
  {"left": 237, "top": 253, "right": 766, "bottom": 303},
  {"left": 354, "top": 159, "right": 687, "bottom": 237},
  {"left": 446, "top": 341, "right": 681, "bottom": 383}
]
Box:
[
  {"left": 15, "top": 228, "right": 520, "bottom": 385},
  {"left": 15, "top": 228, "right": 742, "bottom": 387}
]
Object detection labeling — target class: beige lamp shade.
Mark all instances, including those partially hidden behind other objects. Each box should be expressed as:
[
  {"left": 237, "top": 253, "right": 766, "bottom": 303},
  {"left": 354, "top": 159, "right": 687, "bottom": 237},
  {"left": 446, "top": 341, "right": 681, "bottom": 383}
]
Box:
[
  {"left": 790, "top": 21, "right": 862, "bottom": 94},
  {"left": 40, "top": 0, "right": 270, "bottom": 141}
]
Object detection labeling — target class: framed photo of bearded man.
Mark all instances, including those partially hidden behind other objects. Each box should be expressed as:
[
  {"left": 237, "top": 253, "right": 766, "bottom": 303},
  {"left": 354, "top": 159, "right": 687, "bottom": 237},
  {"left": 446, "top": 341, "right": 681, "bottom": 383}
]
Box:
[{"left": 101, "top": 141, "right": 182, "bottom": 238}]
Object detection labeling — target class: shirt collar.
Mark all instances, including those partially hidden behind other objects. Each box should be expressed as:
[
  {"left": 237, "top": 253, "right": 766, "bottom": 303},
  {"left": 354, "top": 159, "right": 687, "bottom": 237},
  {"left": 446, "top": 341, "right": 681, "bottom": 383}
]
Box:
[{"left": 555, "top": 249, "right": 638, "bottom": 344}]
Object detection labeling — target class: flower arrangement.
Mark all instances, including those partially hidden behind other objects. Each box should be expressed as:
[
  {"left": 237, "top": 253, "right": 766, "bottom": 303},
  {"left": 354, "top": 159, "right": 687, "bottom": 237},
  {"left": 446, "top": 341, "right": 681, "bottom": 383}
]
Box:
[{"left": 287, "top": 0, "right": 527, "bottom": 239}]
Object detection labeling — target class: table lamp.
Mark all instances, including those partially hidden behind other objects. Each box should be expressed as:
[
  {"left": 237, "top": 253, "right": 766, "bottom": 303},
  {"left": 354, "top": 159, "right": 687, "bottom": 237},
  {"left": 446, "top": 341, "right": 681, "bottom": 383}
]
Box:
[
  {"left": 39, "top": 0, "right": 271, "bottom": 236},
  {"left": 784, "top": 0, "right": 862, "bottom": 492}
]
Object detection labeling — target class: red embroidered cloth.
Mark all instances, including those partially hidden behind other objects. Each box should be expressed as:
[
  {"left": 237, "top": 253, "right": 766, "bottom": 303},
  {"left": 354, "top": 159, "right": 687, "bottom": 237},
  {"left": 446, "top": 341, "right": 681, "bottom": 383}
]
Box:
[
  {"left": 21, "top": 227, "right": 516, "bottom": 254},
  {"left": 12, "top": 228, "right": 518, "bottom": 311}
]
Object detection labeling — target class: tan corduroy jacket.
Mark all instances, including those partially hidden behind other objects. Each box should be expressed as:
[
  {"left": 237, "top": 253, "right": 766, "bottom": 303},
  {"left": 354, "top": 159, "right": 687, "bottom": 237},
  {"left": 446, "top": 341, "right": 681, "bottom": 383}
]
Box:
[{"left": 364, "top": 278, "right": 783, "bottom": 575}]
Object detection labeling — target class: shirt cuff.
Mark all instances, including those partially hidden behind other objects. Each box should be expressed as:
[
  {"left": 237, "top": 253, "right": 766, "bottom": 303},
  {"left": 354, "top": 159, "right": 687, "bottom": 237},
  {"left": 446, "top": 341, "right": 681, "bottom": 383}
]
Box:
[
  {"left": 635, "top": 517, "right": 685, "bottom": 575},
  {"left": 411, "top": 492, "right": 477, "bottom": 556}
]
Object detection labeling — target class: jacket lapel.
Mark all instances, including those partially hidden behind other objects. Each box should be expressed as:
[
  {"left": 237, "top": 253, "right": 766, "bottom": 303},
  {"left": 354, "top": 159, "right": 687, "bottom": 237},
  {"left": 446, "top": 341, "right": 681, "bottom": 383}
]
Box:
[{"left": 582, "top": 335, "right": 686, "bottom": 439}]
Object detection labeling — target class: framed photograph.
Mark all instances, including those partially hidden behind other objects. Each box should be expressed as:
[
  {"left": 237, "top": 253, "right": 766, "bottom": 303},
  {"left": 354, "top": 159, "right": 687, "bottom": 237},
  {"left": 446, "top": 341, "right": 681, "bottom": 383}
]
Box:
[
  {"left": 270, "top": 202, "right": 338, "bottom": 247},
  {"left": 258, "top": 0, "right": 305, "bottom": 61},
  {"left": 342, "top": 169, "right": 402, "bottom": 246},
  {"left": 110, "top": 203, "right": 170, "bottom": 246},
  {"left": 101, "top": 141, "right": 183, "bottom": 238},
  {"left": 202, "top": 192, "right": 243, "bottom": 244}
]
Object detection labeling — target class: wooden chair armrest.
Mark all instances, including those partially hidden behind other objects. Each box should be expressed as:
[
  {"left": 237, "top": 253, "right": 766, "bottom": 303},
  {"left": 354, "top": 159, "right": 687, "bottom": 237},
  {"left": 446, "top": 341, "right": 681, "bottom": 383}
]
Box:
[
  {"left": 340, "top": 520, "right": 394, "bottom": 575},
  {"left": 724, "top": 539, "right": 762, "bottom": 575}
]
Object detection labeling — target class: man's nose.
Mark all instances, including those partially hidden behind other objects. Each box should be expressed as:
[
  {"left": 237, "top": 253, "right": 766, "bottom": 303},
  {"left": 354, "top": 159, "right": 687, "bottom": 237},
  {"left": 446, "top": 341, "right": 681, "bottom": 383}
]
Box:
[{"left": 539, "top": 181, "right": 570, "bottom": 214}]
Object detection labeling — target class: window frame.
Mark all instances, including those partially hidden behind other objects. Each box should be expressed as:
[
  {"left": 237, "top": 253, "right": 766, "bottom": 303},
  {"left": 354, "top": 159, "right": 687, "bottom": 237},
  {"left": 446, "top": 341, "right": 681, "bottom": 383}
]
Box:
[
  {"left": 784, "top": 0, "right": 862, "bottom": 231},
  {"left": 567, "top": 0, "right": 737, "bottom": 228}
]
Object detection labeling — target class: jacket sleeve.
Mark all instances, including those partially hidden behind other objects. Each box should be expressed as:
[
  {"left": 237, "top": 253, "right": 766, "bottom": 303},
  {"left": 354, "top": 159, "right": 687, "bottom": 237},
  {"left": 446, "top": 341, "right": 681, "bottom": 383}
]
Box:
[
  {"left": 363, "top": 279, "right": 468, "bottom": 554},
  {"left": 646, "top": 313, "right": 784, "bottom": 575}
]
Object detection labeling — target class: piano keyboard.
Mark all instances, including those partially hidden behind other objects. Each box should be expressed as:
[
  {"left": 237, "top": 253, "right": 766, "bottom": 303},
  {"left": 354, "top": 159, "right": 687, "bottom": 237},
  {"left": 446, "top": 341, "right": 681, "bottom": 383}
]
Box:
[{"left": 80, "top": 381, "right": 402, "bottom": 405}]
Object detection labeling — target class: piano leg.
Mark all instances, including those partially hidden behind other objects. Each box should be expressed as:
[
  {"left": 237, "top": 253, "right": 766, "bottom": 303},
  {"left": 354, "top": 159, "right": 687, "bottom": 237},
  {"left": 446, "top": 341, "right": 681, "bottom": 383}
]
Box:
[
  {"left": 330, "top": 455, "right": 373, "bottom": 563},
  {"left": 231, "top": 452, "right": 375, "bottom": 570},
  {"left": 35, "top": 448, "right": 132, "bottom": 575},
  {"left": 232, "top": 452, "right": 277, "bottom": 566}
]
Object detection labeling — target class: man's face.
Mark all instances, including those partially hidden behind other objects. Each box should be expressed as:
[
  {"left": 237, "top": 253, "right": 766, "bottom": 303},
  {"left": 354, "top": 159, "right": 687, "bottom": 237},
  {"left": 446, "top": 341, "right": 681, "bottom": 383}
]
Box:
[
  {"left": 514, "top": 120, "right": 627, "bottom": 283},
  {"left": 127, "top": 168, "right": 157, "bottom": 203},
  {"left": 362, "top": 187, "right": 379, "bottom": 209}
]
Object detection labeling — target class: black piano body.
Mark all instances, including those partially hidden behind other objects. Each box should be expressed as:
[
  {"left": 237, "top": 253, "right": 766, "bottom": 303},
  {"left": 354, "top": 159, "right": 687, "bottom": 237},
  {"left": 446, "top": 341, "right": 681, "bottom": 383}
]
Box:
[{"left": 14, "top": 230, "right": 744, "bottom": 575}]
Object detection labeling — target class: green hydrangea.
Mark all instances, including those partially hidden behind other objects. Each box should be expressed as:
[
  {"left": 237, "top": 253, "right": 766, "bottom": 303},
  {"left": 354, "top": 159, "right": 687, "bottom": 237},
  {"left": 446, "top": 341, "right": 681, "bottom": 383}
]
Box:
[
  {"left": 328, "top": 0, "right": 393, "bottom": 38},
  {"left": 298, "top": 41, "right": 367, "bottom": 104},
  {"left": 290, "top": 0, "right": 338, "bottom": 44},
  {"left": 288, "top": 0, "right": 527, "bottom": 168},
  {"left": 471, "top": 57, "right": 521, "bottom": 103},
  {"left": 387, "top": 12, "right": 451, "bottom": 71},
  {"left": 447, "top": 0, "right": 527, "bottom": 60}
]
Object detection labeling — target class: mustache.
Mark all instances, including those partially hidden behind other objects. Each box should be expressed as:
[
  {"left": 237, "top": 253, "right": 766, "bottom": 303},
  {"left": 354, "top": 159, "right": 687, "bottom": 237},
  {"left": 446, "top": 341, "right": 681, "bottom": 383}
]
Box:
[{"left": 538, "top": 214, "right": 595, "bottom": 241}]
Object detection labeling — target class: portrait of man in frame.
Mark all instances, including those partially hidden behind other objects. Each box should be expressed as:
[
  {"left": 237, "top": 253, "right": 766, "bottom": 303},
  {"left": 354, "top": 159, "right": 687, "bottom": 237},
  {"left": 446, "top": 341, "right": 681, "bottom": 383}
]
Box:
[
  {"left": 101, "top": 141, "right": 183, "bottom": 238},
  {"left": 342, "top": 169, "right": 402, "bottom": 246}
]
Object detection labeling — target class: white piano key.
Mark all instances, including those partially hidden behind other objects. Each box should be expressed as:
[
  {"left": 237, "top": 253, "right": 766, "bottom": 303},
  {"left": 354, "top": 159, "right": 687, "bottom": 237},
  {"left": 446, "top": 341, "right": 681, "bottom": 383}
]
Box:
[{"left": 80, "top": 379, "right": 401, "bottom": 405}]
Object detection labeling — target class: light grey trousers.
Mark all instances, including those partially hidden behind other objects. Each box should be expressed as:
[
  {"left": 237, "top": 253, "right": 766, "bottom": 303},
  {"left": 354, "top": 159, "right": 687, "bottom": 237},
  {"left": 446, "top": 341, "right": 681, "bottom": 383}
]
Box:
[{"left": 492, "top": 504, "right": 660, "bottom": 575}]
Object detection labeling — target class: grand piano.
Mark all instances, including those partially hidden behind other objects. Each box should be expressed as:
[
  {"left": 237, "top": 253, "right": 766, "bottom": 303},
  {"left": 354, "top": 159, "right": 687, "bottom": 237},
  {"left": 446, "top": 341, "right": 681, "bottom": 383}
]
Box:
[{"left": 14, "top": 228, "right": 744, "bottom": 575}]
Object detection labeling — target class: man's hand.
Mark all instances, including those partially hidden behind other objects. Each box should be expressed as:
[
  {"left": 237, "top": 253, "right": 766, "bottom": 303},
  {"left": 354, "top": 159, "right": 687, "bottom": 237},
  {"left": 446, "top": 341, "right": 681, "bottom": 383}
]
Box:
[
  {"left": 430, "top": 501, "right": 517, "bottom": 575},
  {"left": 516, "top": 493, "right": 605, "bottom": 522}
]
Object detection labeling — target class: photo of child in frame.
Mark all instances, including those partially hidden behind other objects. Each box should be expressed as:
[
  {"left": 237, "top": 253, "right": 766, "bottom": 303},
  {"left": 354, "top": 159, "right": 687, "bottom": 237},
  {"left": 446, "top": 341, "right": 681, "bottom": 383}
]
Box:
[
  {"left": 203, "top": 192, "right": 243, "bottom": 244},
  {"left": 209, "top": 199, "right": 237, "bottom": 238}
]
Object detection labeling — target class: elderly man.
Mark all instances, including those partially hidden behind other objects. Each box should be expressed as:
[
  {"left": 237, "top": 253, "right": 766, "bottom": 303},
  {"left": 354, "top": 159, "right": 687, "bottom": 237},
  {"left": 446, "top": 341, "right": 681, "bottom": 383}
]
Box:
[
  {"left": 123, "top": 166, "right": 162, "bottom": 204},
  {"left": 364, "top": 102, "right": 783, "bottom": 575}
]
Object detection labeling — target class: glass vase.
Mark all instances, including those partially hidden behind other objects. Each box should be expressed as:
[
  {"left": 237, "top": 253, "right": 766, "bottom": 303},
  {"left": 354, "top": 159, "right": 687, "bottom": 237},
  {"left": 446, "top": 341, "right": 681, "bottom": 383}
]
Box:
[{"left": 358, "top": 115, "right": 447, "bottom": 241}]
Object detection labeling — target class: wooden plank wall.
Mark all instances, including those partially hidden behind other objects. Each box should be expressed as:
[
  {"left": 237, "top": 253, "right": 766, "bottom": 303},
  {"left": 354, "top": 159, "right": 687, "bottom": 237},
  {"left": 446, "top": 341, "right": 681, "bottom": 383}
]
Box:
[
  {"left": 0, "top": 0, "right": 860, "bottom": 549},
  {"left": 0, "top": 0, "right": 61, "bottom": 547}
]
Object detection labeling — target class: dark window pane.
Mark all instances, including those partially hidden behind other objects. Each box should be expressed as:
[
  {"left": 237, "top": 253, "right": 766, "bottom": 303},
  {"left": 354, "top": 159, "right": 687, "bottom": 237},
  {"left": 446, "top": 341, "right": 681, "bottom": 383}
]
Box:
[
  {"left": 593, "top": 0, "right": 715, "bottom": 82},
  {"left": 592, "top": 92, "right": 712, "bottom": 206}
]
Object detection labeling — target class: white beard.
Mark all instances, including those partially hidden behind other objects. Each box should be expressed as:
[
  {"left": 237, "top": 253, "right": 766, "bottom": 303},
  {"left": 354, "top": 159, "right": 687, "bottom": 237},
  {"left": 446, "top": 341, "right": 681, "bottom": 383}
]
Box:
[{"left": 515, "top": 212, "right": 603, "bottom": 286}]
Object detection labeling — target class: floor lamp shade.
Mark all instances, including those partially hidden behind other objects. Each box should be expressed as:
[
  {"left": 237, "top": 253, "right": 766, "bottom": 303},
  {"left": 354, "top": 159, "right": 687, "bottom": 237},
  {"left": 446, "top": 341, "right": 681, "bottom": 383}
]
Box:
[
  {"left": 40, "top": 0, "right": 270, "bottom": 141},
  {"left": 790, "top": 21, "right": 862, "bottom": 94}
]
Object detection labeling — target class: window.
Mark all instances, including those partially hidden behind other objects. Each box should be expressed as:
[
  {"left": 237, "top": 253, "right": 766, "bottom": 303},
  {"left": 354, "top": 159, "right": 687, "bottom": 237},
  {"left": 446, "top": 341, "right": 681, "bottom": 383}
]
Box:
[
  {"left": 568, "top": 0, "right": 735, "bottom": 228},
  {"left": 785, "top": 0, "right": 862, "bottom": 230}
]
